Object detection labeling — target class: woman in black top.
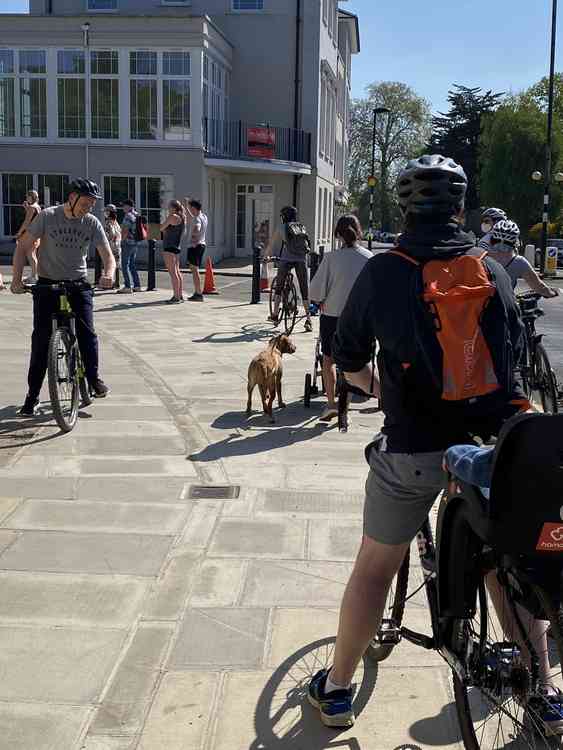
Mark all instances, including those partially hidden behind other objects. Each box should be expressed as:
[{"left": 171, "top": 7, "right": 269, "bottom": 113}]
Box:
[{"left": 160, "top": 200, "right": 186, "bottom": 303}]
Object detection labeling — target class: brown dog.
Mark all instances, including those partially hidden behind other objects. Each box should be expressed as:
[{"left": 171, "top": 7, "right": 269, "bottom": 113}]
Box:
[{"left": 246, "top": 334, "right": 296, "bottom": 422}]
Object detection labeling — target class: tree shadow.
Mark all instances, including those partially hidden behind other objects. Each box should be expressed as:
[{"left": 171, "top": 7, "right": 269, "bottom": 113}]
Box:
[
  {"left": 95, "top": 298, "right": 173, "bottom": 313},
  {"left": 249, "top": 637, "right": 377, "bottom": 750}
]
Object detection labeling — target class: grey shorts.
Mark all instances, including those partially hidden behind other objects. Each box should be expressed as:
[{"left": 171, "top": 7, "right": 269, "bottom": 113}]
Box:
[{"left": 364, "top": 443, "right": 446, "bottom": 545}]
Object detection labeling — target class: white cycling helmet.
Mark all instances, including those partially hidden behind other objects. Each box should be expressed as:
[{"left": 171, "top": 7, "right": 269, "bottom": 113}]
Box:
[
  {"left": 491, "top": 219, "right": 520, "bottom": 248},
  {"left": 481, "top": 207, "right": 507, "bottom": 224}
]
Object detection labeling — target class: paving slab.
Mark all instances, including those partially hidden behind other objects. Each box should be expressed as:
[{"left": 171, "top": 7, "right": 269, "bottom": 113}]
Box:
[
  {"left": 33, "top": 435, "right": 186, "bottom": 456},
  {"left": 143, "top": 546, "right": 201, "bottom": 620},
  {"left": 189, "top": 559, "right": 246, "bottom": 607},
  {"left": 0, "top": 531, "right": 173, "bottom": 576},
  {"left": 168, "top": 608, "right": 269, "bottom": 669},
  {"left": 0, "top": 626, "right": 126, "bottom": 702},
  {"left": 78, "top": 456, "right": 196, "bottom": 476},
  {"left": 0, "top": 476, "right": 76, "bottom": 499},
  {"left": 0, "top": 571, "right": 148, "bottom": 627},
  {"left": 137, "top": 672, "right": 218, "bottom": 750},
  {"left": 82, "top": 738, "right": 135, "bottom": 750},
  {"left": 0, "top": 702, "right": 90, "bottom": 750},
  {"left": 308, "top": 519, "right": 363, "bottom": 561},
  {"left": 208, "top": 517, "right": 307, "bottom": 559},
  {"left": 92, "top": 623, "right": 173, "bottom": 735},
  {"left": 76, "top": 475, "right": 189, "bottom": 502},
  {"left": 4, "top": 499, "right": 189, "bottom": 534}
]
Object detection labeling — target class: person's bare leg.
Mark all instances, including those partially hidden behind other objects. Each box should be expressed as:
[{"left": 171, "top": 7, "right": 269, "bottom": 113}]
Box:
[
  {"left": 175, "top": 256, "right": 184, "bottom": 298},
  {"left": 330, "top": 535, "right": 409, "bottom": 686},
  {"left": 486, "top": 571, "right": 552, "bottom": 688},
  {"left": 190, "top": 264, "right": 202, "bottom": 295},
  {"left": 323, "top": 355, "right": 337, "bottom": 409},
  {"left": 163, "top": 252, "right": 179, "bottom": 298}
]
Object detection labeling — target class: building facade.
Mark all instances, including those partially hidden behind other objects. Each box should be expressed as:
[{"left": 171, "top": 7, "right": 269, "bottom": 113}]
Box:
[{"left": 0, "top": 0, "right": 359, "bottom": 260}]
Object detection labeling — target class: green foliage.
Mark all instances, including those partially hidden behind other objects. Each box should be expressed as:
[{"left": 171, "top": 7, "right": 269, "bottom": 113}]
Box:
[
  {"left": 479, "top": 91, "right": 563, "bottom": 240},
  {"left": 428, "top": 85, "right": 504, "bottom": 210},
  {"left": 348, "top": 81, "right": 431, "bottom": 230}
]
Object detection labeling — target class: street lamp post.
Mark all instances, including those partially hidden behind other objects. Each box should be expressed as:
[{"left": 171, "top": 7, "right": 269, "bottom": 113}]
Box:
[
  {"left": 367, "top": 107, "right": 390, "bottom": 251},
  {"left": 540, "top": 0, "right": 558, "bottom": 273},
  {"left": 81, "top": 22, "right": 91, "bottom": 179}
]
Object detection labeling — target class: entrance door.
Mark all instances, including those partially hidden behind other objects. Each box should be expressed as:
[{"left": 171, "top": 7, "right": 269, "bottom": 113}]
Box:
[{"left": 235, "top": 184, "right": 274, "bottom": 256}]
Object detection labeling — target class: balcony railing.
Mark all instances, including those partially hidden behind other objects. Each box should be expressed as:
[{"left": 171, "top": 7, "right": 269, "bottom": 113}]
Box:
[{"left": 203, "top": 118, "right": 312, "bottom": 166}]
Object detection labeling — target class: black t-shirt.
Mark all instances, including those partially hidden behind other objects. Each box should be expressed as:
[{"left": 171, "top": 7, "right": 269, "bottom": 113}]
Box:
[{"left": 333, "top": 250, "right": 526, "bottom": 453}]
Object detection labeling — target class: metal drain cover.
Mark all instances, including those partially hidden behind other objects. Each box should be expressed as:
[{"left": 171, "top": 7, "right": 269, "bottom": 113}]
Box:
[{"left": 188, "top": 485, "right": 240, "bottom": 500}]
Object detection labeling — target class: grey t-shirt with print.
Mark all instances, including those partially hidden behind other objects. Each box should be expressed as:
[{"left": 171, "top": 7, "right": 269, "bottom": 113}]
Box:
[
  {"left": 27, "top": 205, "right": 110, "bottom": 281},
  {"left": 190, "top": 212, "right": 208, "bottom": 246}
]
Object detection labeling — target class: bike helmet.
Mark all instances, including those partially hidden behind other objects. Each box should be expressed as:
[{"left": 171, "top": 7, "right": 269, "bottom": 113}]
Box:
[
  {"left": 280, "top": 206, "right": 298, "bottom": 223},
  {"left": 68, "top": 178, "right": 103, "bottom": 200},
  {"left": 396, "top": 154, "right": 467, "bottom": 217},
  {"left": 491, "top": 219, "right": 520, "bottom": 248},
  {"left": 481, "top": 206, "right": 507, "bottom": 223}
]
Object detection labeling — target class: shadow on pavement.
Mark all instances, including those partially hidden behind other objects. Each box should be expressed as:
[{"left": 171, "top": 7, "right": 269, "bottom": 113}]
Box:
[
  {"left": 95, "top": 298, "right": 172, "bottom": 313},
  {"left": 0, "top": 405, "right": 62, "bottom": 449},
  {"left": 408, "top": 700, "right": 462, "bottom": 746},
  {"left": 250, "top": 637, "right": 376, "bottom": 750},
  {"left": 193, "top": 322, "right": 276, "bottom": 345}
]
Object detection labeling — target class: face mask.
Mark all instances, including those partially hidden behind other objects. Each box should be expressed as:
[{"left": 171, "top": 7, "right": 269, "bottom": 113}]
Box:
[{"left": 481, "top": 222, "right": 492, "bottom": 234}]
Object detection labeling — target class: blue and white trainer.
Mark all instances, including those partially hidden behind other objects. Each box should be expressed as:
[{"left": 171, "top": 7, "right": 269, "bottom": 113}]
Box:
[{"left": 307, "top": 669, "right": 354, "bottom": 728}]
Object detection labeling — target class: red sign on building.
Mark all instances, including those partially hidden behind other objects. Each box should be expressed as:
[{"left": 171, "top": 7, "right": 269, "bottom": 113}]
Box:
[{"left": 248, "top": 127, "right": 276, "bottom": 159}]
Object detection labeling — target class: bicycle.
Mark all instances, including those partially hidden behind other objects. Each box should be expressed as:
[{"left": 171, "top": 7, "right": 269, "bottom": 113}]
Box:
[
  {"left": 266, "top": 257, "right": 299, "bottom": 335},
  {"left": 367, "top": 412, "right": 563, "bottom": 749},
  {"left": 29, "top": 281, "right": 93, "bottom": 432},
  {"left": 517, "top": 292, "right": 559, "bottom": 414}
]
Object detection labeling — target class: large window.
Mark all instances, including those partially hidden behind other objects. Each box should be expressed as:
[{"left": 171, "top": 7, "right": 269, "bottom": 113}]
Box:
[
  {"left": 57, "top": 50, "right": 85, "bottom": 138},
  {"left": 163, "top": 51, "right": 191, "bottom": 141},
  {"left": 232, "top": 0, "right": 264, "bottom": 9},
  {"left": 91, "top": 50, "right": 119, "bottom": 139},
  {"left": 130, "top": 51, "right": 157, "bottom": 140},
  {"left": 0, "top": 52, "right": 16, "bottom": 138},
  {"left": 103, "top": 175, "right": 167, "bottom": 228},
  {"left": 2, "top": 173, "right": 32, "bottom": 236}
]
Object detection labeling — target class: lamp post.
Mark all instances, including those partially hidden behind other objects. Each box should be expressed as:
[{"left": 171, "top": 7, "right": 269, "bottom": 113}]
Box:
[
  {"left": 539, "top": 0, "right": 558, "bottom": 274},
  {"left": 367, "top": 106, "right": 390, "bottom": 251},
  {"left": 532, "top": 170, "right": 563, "bottom": 272},
  {"left": 81, "top": 22, "right": 90, "bottom": 178}
]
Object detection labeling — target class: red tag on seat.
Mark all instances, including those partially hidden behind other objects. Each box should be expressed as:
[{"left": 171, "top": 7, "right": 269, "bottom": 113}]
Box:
[{"left": 536, "top": 523, "right": 563, "bottom": 552}]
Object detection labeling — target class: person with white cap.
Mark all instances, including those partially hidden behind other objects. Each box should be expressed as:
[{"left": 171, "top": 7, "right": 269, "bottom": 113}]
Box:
[{"left": 104, "top": 204, "right": 121, "bottom": 289}]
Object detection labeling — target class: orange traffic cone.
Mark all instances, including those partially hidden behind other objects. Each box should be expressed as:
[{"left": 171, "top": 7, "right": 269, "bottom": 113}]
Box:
[
  {"left": 260, "top": 260, "right": 271, "bottom": 293},
  {"left": 202, "top": 257, "right": 219, "bottom": 295}
]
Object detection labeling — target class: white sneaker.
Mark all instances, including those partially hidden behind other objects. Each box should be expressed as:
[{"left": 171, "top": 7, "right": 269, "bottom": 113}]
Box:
[
  {"left": 116, "top": 287, "right": 133, "bottom": 294},
  {"left": 133, "top": 286, "right": 142, "bottom": 292},
  {"left": 319, "top": 407, "right": 338, "bottom": 422}
]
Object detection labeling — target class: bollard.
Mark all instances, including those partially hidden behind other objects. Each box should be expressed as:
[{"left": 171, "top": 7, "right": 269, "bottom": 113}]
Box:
[
  {"left": 94, "top": 250, "right": 102, "bottom": 286},
  {"left": 309, "top": 250, "right": 320, "bottom": 281},
  {"left": 251, "top": 243, "right": 262, "bottom": 304},
  {"left": 545, "top": 246, "right": 558, "bottom": 278},
  {"left": 524, "top": 244, "right": 536, "bottom": 268},
  {"left": 146, "top": 239, "right": 157, "bottom": 291}
]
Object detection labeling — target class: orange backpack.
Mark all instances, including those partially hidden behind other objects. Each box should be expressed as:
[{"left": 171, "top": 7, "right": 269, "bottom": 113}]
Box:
[{"left": 389, "top": 250, "right": 501, "bottom": 402}]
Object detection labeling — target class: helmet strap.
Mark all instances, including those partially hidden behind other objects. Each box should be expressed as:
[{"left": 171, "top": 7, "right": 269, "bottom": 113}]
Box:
[{"left": 70, "top": 195, "right": 80, "bottom": 217}]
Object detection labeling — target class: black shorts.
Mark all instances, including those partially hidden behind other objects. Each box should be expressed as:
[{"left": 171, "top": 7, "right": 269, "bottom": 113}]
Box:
[
  {"left": 187, "top": 244, "right": 206, "bottom": 268},
  {"left": 163, "top": 246, "right": 181, "bottom": 255},
  {"left": 320, "top": 314, "right": 338, "bottom": 357}
]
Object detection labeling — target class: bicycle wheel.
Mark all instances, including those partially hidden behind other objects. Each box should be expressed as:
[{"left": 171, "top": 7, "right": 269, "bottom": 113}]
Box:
[
  {"left": 269, "top": 276, "right": 278, "bottom": 320},
  {"left": 283, "top": 282, "right": 298, "bottom": 335},
  {"left": 366, "top": 547, "right": 411, "bottom": 663},
  {"left": 452, "top": 575, "right": 563, "bottom": 749},
  {"left": 536, "top": 344, "right": 559, "bottom": 414},
  {"left": 48, "top": 327, "right": 79, "bottom": 432}
]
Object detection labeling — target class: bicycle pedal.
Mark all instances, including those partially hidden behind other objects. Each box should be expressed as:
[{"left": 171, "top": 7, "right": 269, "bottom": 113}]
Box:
[{"left": 376, "top": 620, "right": 402, "bottom": 645}]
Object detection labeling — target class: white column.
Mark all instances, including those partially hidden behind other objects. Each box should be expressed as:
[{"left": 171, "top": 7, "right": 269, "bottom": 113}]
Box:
[{"left": 190, "top": 48, "right": 203, "bottom": 149}]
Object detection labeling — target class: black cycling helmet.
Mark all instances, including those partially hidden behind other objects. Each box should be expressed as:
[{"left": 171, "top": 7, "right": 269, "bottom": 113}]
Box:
[
  {"left": 396, "top": 154, "right": 467, "bottom": 217},
  {"left": 68, "top": 178, "right": 103, "bottom": 200},
  {"left": 280, "top": 205, "right": 298, "bottom": 223}
]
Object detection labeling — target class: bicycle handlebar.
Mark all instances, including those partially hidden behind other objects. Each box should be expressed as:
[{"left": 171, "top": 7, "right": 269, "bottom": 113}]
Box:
[{"left": 516, "top": 292, "right": 543, "bottom": 302}]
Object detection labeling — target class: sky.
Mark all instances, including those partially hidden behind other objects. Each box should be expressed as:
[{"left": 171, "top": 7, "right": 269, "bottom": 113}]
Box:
[{"left": 1, "top": 0, "right": 560, "bottom": 115}]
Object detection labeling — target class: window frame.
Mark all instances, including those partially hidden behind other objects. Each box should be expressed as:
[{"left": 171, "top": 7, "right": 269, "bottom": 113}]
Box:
[
  {"left": 231, "top": 0, "right": 264, "bottom": 11},
  {"left": 86, "top": 0, "right": 118, "bottom": 12}
]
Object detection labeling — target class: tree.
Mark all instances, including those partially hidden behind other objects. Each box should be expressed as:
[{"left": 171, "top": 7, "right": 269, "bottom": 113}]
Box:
[
  {"left": 348, "top": 82, "right": 431, "bottom": 230},
  {"left": 428, "top": 85, "right": 504, "bottom": 210},
  {"left": 480, "top": 88, "right": 563, "bottom": 240}
]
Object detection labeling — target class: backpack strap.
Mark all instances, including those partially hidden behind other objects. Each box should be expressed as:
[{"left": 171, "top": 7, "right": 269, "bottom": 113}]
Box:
[{"left": 386, "top": 249, "right": 421, "bottom": 266}]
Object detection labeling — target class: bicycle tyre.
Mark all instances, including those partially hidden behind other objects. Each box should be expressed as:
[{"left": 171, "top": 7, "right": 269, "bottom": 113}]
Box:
[
  {"left": 269, "top": 276, "right": 278, "bottom": 320},
  {"left": 304, "top": 373, "right": 312, "bottom": 408},
  {"left": 283, "top": 282, "right": 298, "bottom": 335},
  {"left": 366, "top": 547, "right": 411, "bottom": 663},
  {"left": 48, "top": 327, "right": 79, "bottom": 433},
  {"left": 452, "top": 577, "right": 563, "bottom": 749},
  {"left": 536, "top": 343, "right": 559, "bottom": 414}
]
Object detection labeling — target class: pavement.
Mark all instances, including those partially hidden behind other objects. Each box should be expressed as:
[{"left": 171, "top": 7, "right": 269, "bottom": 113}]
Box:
[{"left": 3, "top": 262, "right": 562, "bottom": 750}]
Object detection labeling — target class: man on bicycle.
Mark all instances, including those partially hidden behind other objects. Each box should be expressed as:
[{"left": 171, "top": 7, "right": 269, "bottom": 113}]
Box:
[
  {"left": 478, "top": 206, "right": 507, "bottom": 251},
  {"left": 266, "top": 206, "right": 313, "bottom": 332},
  {"left": 11, "top": 178, "right": 115, "bottom": 416},
  {"left": 307, "top": 155, "right": 529, "bottom": 728}
]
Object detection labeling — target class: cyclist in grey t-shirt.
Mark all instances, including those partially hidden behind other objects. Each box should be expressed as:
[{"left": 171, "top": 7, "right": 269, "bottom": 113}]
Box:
[
  {"left": 11, "top": 178, "right": 115, "bottom": 416},
  {"left": 487, "top": 219, "right": 558, "bottom": 298}
]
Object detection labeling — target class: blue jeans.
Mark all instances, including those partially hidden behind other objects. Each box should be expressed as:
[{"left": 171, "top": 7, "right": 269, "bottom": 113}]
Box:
[{"left": 121, "top": 241, "right": 141, "bottom": 289}]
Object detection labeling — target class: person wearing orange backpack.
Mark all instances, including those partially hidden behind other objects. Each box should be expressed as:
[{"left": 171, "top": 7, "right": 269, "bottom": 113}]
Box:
[{"left": 307, "top": 155, "right": 530, "bottom": 728}]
